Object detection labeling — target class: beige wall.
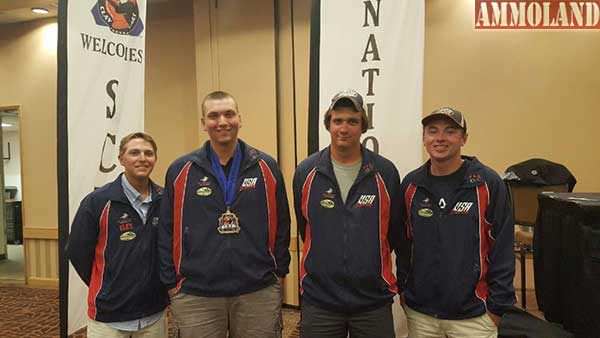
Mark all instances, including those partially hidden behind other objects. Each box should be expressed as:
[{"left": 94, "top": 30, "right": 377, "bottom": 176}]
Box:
[
  {"left": 0, "top": 18, "right": 58, "bottom": 285},
  {"left": 145, "top": 0, "right": 199, "bottom": 185},
  {"left": 5, "top": 0, "right": 600, "bottom": 294},
  {"left": 0, "top": 19, "right": 58, "bottom": 229},
  {"left": 424, "top": 1, "right": 600, "bottom": 191}
]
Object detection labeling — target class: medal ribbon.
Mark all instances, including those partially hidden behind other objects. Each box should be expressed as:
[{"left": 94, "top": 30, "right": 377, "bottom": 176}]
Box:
[{"left": 210, "top": 143, "right": 242, "bottom": 207}]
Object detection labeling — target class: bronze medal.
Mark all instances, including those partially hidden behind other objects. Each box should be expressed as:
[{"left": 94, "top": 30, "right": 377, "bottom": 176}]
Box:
[{"left": 217, "top": 208, "right": 241, "bottom": 235}]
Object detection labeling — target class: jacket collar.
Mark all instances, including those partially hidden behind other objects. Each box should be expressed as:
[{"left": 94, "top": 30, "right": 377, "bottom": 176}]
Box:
[
  {"left": 315, "top": 146, "right": 378, "bottom": 183},
  {"left": 412, "top": 155, "right": 485, "bottom": 189},
  {"left": 105, "top": 173, "right": 163, "bottom": 204}
]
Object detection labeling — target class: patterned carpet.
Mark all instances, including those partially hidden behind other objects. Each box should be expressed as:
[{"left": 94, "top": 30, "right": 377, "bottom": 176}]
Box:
[
  {"left": 0, "top": 285, "right": 59, "bottom": 337},
  {"left": 0, "top": 285, "right": 300, "bottom": 338}
]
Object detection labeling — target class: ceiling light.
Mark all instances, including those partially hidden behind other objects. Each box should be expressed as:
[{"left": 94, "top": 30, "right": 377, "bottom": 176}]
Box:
[
  {"left": 2, "top": 123, "right": 13, "bottom": 128},
  {"left": 31, "top": 7, "right": 49, "bottom": 15}
]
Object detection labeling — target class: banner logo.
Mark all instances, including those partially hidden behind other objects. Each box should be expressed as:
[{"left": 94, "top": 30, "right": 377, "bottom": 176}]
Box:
[
  {"left": 475, "top": 1, "right": 600, "bottom": 29},
  {"left": 92, "top": 0, "right": 144, "bottom": 36}
]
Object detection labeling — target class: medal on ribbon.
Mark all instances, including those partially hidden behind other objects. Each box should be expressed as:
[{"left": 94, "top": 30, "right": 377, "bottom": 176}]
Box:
[
  {"left": 217, "top": 207, "right": 240, "bottom": 234},
  {"left": 210, "top": 143, "right": 242, "bottom": 235}
]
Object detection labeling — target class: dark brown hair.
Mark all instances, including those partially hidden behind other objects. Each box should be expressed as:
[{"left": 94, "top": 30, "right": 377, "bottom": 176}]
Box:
[{"left": 323, "top": 98, "right": 369, "bottom": 133}]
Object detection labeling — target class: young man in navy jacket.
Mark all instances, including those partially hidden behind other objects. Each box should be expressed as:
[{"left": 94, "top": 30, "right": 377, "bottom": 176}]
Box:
[
  {"left": 293, "top": 90, "right": 403, "bottom": 338},
  {"left": 399, "top": 107, "right": 516, "bottom": 337},
  {"left": 67, "top": 132, "right": 168, "bottom": 338},
  {"left": 158, "top": 91, "right": 291, "bottom": 338}
]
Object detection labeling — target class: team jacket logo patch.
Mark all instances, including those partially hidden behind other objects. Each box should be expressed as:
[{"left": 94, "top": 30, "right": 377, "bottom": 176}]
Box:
[
  {"left": 322, "top": 188, "right": 335, "bottom": 199},
  {"left": 240, "top": 177, "right": 258, "bottom": 191},
  {"left": 438, "top": 198, "right": 447, "bottom": 209},
  {"left": 120, "top": 231, "right": 137, "bottom": 241},
  {"left": 118, "top": 213, "right": 133, "bottom": 231},
  {"left": 320, "top": 199, "right": 335, "bottom": 209},
  {"left": 468, "top": 173, "right": 483, "bottom": 184},
  {"left": 418, "top": 208, "right": 433, "bottom": 217},
  {"left": 196, "top": 187, "right": 212, "bottom": 196},
  {"left": 451, "top": 202, "right": 474, "bottom": 215},
  {"left": 152, "top": 217, "right": 159, "bottom": 226},
  {"left": 355, "top": 194, "right": 376, "bottom": 208}
]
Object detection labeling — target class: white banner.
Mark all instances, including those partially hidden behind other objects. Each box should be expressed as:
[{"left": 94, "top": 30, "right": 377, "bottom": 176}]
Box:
[
  {"left": 315, "top": 0, "right": 424, "bottom": 177},
  {"left": 312, "top": 1, "right": 424, "bottom": 336},
  {"left": 67, "top": 0, "right": 146, "bottom": 334}
]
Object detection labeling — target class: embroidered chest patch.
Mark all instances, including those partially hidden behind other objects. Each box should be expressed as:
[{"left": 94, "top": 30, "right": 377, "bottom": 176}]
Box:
[
  {"left": 450, "top": 201, "right": 474, "bottom": 215},
  {"left": 355, "top": 194, "right": 376, "bottom": 208},
  {"left": 240, "top": 177, "right": 258, "bottom": 191}
]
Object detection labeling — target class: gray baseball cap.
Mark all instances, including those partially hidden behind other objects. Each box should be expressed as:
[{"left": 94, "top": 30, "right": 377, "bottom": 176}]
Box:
[
  {"left": 327, "top": 89, "right": 366, "bottom": 113},
  {"left": 422, "top": 107, "right": 467, "bottom": 132}
]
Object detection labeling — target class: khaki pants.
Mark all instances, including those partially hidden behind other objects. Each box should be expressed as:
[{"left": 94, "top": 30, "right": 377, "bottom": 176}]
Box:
[
  {"left": 87, "top": 311, "right": 167, "bottom": 338},
  {"left": 404, "top": 306, "right": 497, "bottom": 338},
  {"left": 170, "top": 282, "right": 282, "bottom": 338}
]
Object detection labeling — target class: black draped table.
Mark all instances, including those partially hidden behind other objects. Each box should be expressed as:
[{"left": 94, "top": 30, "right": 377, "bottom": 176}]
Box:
[{"left": 534, "top": 193, "right": 600, "bottom": 338}]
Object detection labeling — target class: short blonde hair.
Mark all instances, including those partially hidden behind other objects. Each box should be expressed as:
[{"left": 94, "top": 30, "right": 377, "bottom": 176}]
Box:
[
  {"left": 119, "top": 132, "right": 157, "bottom": 157},
  {"left": 201, "top": 91, "right": 239, "bottom": 116}
]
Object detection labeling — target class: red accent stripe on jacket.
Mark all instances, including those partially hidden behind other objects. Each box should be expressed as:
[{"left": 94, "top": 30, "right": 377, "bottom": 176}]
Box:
[
  {"left": 299, "top": 168, "right": 317, "bottom": 294},
  {"left": 258, "top": 160, "right": 278, "bottom": 267},
  {"left": 475, "top": 183, "right": 494, "bottom": 303},
  {"left": 173, "top": 161, "right": 192, "bottom": 292},
  {"left": 87, "top": 201, "right": 111, "bottom": 319},
  {"left": 404, "top": 183, "right": 417, "bottom": 240},
  {"left": 376, "top": 174, "right": 398, "bottom": 294}
]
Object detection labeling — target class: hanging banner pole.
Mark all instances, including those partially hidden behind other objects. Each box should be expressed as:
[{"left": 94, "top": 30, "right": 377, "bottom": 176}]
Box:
[{"left": 57, "top": 0, "right": 69, "bottom": 337}]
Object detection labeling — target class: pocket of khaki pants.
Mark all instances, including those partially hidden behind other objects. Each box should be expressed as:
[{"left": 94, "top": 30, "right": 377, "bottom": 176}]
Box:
[{"left": 483, "top": 313, "right": 498, "bottom": 329}]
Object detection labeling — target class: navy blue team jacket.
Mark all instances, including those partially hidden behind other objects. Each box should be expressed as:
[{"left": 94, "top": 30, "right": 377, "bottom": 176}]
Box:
[
  {"left": 66, "top": 174, "right": 168, "bottom": 323},
  {"left": 158, "top": 140, "right": 291, "bottom": 297},
  {"left": 399, "top": 156, "right": 516, "bottom": 319},
  {"left": 293, "top": 146, "right": 403, "bottom": 314}
]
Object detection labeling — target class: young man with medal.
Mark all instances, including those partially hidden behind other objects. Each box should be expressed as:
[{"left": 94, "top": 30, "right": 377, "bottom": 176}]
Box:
[
  {"left": 67, "top": 132, "right": 169, "bottom": 338},
  {"left": 399, "top": 107, "right": 515, "bottom": 337},
  {"left": 158, "top": 91, "right": 291, "bottom": 338},
  {"left": 293, "top": 90, "right": 404, "bottom": 338}
]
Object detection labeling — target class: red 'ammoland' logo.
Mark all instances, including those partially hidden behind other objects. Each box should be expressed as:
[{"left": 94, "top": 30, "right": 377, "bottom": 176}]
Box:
[{"left": 475, "top": 1, "right": 600, "bottom": 29}]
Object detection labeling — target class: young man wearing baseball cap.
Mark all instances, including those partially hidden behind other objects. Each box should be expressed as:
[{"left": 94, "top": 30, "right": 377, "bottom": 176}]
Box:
[
  {"left": 293, "top": 89, "right": 403, "bottom": 337},
  {"left": 399, "top": 107, "right": 516, "bottom": 337}
]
